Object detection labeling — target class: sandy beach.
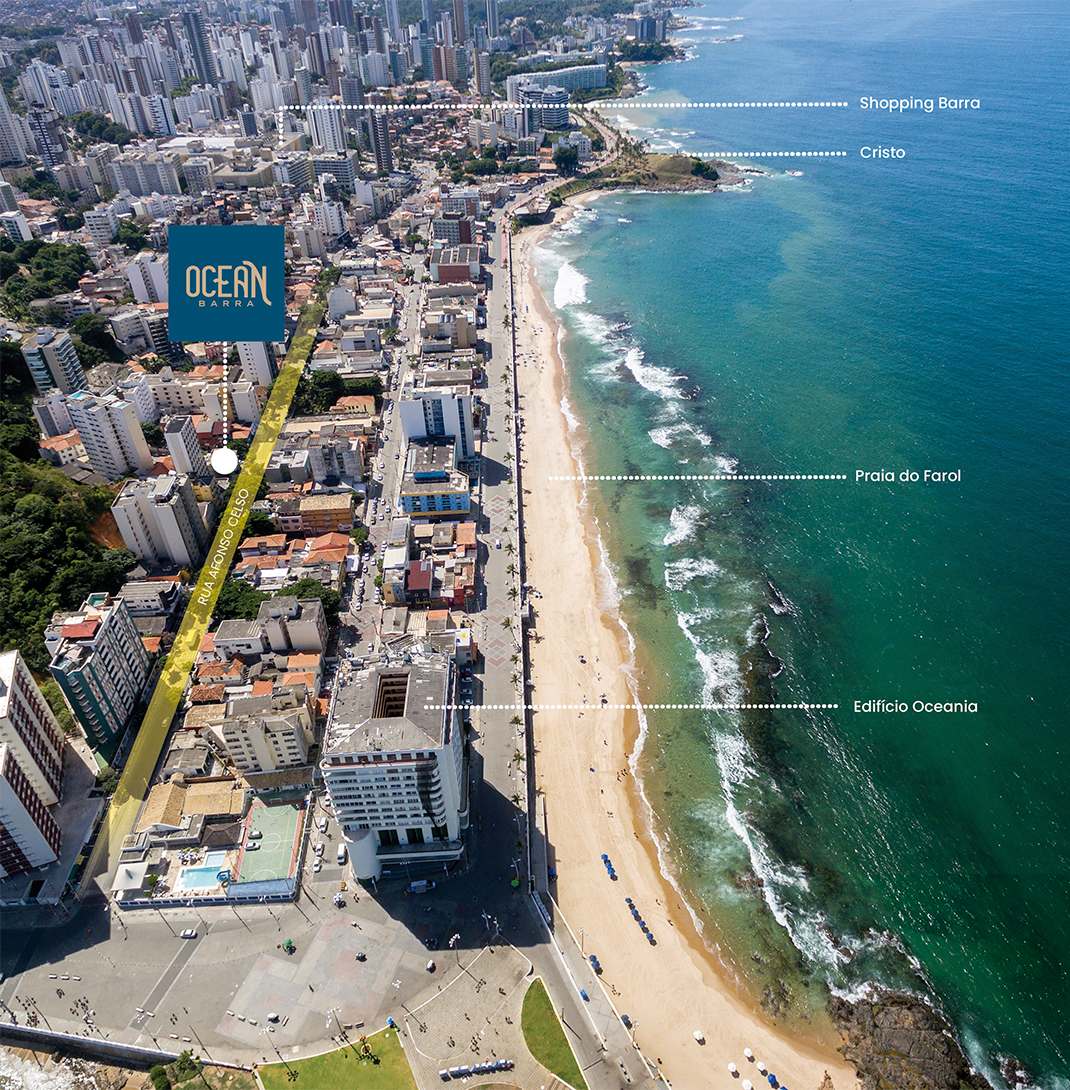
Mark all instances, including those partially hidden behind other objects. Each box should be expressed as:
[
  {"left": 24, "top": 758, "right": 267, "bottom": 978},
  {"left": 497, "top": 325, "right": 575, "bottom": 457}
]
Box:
[{"left": 511, "top": 201, "right": 861, "bottom": 1090}]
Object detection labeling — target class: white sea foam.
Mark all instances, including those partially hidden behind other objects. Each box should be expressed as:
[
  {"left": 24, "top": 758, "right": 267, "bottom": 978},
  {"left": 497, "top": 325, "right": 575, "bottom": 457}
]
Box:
[
  {"left": 663, "top": 506, "right": 704, "bottom": 548},
  {"left": 617, "top": 217, "right": 632, "bottom": 223},
  {"left": 664, "top": 555, "right": 723, "bottom": 589},
  {"left": 622, "top": 345, "right": 686, "bottom": 400},
  {"left": 648, "top": 421, "right": 715, "bottom": 449},
  {"left": 554, "top": 261, "right": 589, "bottom": 308}
]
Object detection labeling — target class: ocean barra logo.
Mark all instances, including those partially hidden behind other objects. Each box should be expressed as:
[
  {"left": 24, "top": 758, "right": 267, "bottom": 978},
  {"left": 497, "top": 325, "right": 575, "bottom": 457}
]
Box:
[{"left": 169, "top": 225, "right": 284, "bottom": 342}]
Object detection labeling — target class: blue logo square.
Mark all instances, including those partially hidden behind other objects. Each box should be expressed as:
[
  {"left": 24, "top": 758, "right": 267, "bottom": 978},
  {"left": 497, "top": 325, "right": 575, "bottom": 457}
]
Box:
[{"left": 168, "top": 225, "right": 284, "bottom": 342}]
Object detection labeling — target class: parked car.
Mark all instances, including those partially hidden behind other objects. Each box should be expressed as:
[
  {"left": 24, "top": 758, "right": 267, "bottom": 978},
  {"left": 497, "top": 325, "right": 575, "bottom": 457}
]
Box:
[
  {"left": 314, "top": 842, "right": 325, "bottom": 856},
  {"left": 245, "top": 843, "right": 259, "bottom": 851},
  {"left": 248, "top": 830, "right": 263, "bottom": 839},
  {"left": 180, "top": 929, "right": 197, "bottom": 939}
]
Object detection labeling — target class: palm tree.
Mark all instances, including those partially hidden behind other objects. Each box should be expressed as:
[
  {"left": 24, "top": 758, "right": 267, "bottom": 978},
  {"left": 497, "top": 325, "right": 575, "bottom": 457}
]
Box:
[
  {"left": 510, "top": 653, "right": 520, "bottom": 665},
  {"left": 505, "top": 542, "right": 515, "bottom": 555},
  {"left": 506, "top": 563, "right": 518, "bottom": 576},
  {"left": 500, "top": 617, "right": 513, "bottom": 630},
  {"left": 508, "top": 586, "right": 518, "bottom": 600},
  {"left": 510, "top": 672, "right": 520, "bottom": 686},
  {"left": 510, "top": 714, "right": 522, "bottom": 726},
  {"left": 510, "top": 792, "right": 521, "bottom": 805}
]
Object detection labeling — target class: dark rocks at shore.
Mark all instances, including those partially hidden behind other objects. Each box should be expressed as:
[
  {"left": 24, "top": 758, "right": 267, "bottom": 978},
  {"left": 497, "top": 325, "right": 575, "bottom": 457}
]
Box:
[{"left": 830, "top": 992, "right": 995, "bottom": 1090}]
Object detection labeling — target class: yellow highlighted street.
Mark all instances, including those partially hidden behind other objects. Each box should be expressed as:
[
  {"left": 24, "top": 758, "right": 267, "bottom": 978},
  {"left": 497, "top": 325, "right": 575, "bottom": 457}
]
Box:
[{"left": 83, "top": 304, "right": 326, "bottom": 891}]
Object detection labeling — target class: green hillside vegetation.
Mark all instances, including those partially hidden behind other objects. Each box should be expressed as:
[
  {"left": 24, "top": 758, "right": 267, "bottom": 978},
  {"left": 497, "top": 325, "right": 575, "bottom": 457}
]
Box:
[
  {"left": 0, "top": 342, "right": 137, "bottom": 671},
  {"left": 0, "top": 237, "right": 94, "bottom": 320}
]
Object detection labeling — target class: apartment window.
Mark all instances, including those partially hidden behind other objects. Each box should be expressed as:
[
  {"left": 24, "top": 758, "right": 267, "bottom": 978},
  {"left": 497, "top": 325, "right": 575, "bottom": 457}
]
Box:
[
  {"left": 379, "top": 829, "right": 399, "bottom": 846},
  {"left": 406, "top": 828, "right": 424, "bottom": 845}
]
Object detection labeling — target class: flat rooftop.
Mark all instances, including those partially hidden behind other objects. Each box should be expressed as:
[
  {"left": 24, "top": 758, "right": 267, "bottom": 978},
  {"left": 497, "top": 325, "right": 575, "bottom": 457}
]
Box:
[{"left": 323, "top": 654, "right": 454, "bottom": 755}]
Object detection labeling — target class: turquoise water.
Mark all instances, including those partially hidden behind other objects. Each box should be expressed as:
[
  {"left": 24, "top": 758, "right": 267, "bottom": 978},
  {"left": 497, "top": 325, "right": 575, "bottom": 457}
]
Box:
[
  {"left": 535, "top": 1, "right": 1070, "bottom": 1084},
  {"left": 174, "top": 851, "right": 230, "bottom": 890}
]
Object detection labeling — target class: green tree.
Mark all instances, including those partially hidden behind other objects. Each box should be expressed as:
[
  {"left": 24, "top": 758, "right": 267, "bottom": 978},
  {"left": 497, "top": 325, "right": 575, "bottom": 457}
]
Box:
[
  {"left": 244, "top": 511, "right": 276, "bottom": 538},
  {"left": 116, "top": 220, "right": 150, "bottom": 252},
  {"left": 71, "top": 314, "right": 123, "bottom": 361},
  {"left": 552, "top": 144, "right": 579, "bottom": 174},
  {"left": 279, "top": 577, "right": 340, "bottom": 624},
  {"left": 141, "top": 422, "right": 164, "bottom": 447},
  {"left": 349, "top": 525, "right": 369, "bottom": 546},
  {"left": 213, "top": 579, "right": 269, "bottom": 621}
]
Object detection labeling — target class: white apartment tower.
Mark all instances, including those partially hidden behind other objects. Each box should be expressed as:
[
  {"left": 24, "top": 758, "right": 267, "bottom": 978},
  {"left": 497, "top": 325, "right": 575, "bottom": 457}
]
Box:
[
  {"left": 66, "top": 391, "right": 154, "bottom": 480},
  {"left": 125, "top": 251, "right": 169, "bottom": 304},
  {"left": 237, "top": 341, "right": 278, "bottom": 387},
  {"left": 111, "top": 473, "right": 210, "bottom": 568},
  {"left": 398, "top": 384, "right": 475, "bottom": 461},
  {"left": 0, "top": 651, "right": 65, "bottom": 808},
  {"left": 214, "top": 687, "right": 314, "bottom": 774},
  {"left": 321, "top": 654, "right": 468, "bottom": 880},
  {"left": 0, "top": 744, "right": 61, "bottom": 877},
  {"left": 163, "top": 415, "right": 208, "bottom": 476}
]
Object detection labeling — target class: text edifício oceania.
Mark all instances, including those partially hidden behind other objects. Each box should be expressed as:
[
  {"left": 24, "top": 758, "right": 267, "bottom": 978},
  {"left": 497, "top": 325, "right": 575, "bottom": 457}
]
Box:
[
  {"left": 859, "top": 97, "right": 980, "bottom": 112},
  {"left": 855, "top": 700, "right": 979, "bottom": 713}
]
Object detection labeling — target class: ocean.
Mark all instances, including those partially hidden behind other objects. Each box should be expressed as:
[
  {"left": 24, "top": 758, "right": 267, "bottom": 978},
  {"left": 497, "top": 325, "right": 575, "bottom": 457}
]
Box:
[{"left": 532, "top": 0, "right": 1070, "bottom": 1085}]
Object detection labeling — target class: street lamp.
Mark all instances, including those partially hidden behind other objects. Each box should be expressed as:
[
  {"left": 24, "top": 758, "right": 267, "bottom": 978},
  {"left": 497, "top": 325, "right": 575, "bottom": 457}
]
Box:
[{"left": 579, "top": 927, "right": 586, "bottom": 957}]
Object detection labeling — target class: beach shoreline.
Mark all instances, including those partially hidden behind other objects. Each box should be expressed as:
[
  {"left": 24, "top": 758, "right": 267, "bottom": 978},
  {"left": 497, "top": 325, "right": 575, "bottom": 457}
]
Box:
[{"left": 511, "top": 196, "right": 860, "bottom": 1090}]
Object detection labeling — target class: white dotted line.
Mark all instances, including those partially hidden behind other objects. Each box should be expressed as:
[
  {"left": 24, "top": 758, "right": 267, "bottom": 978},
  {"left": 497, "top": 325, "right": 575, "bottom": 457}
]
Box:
[
  {"left": 692, "top": 150, "right": 848, "bottom": 158},
  {"left": 598, "top": 100, "right": 850, "bottom": 109},
  {"left": 549, "top": 474, "right": 849, "bottom": 481},
  {"left": 282, "top": 101, "right": 850, "bottom": 112},
  {"left": 222, "top": 341, "right": 229, "bottom": 446},
  {"left": 425, "top": 703, "right": 838, "bottom": 710}
]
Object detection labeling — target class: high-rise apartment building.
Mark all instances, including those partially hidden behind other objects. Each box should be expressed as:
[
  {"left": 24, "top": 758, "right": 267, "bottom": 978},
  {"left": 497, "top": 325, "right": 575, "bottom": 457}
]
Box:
[
  {"left": 385, "top": 0, "right": 402, "bottom": 44},
  {"left": 452, "top": 0, "right": 469, "bottom": 42},
  {"left": 0, "top": 95, "right": 27, "bottom": 166},
  {"left": 398, "top": 382, "right": 475, "bottom": 461},
  {"left": 369, "top": 111, "right": 393, "bottom": 173},
  {"left": 0, "top": 744, "right": 61, "bottom": 877},
  {"left": 308, "top": 101, "right": 345, "bottom": 152},
  {"left": 485, "top": 0, "right": 499, "bottom": 38},
  {"left": 46, "top": 593, "right": 150, "bottom": 758},
  {"left": 21, "top": 329, "right": 88, "bottom": 396},
  {"left": 66, "top": 391, "right": 154, "bottom": 480},
  {"left": 0, "top": 651, "right": 65, "bottom": 808},
  {"left": 474, "top": 51, "right": 491, "bottom": 97},
  {"left": 236, "top": 341, "right": 278, "bottom": 387},
  {"left": 214, "top": 686, "right": 314, "bottom": 774},
  {"left": 321, "top": 653, "right": 468, "bottom": 880},
  {"left": 125, "top": 252, "right": 169, "bottom": 304},
  {"left": 84, "top": 204, "right": 119, "bottom": 247},
  {"left": 111, "top": 472, "right": 210, "bottom": 568},
  {"left": 182, "top": 9, "right": 218, "bottom": 86},
  {"left": 163, "top": 415, "right": 208, "bottom": 477}
]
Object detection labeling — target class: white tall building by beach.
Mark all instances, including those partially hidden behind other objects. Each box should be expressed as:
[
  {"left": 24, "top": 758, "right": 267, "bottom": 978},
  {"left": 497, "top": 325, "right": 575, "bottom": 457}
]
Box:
[
  {"left": 0, "top": 651, "right": 65, "bottom": 809},
  {"left": 320, "top": 652, "right": 468, "bottom": 880},
  {"left": 0, "top": 744, "right": 61, "bottom": 877},
  {"left": 398, "top": 383, "right": 475, "bottom": 461},
  {"left": 66, "top": 391, "right": 154, "bottom": 480}
]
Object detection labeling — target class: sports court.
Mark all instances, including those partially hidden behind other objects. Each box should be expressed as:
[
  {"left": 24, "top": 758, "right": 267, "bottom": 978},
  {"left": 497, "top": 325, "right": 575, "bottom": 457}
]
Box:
[{"left": 235, "top": 800, "right": 304, "bottom": 883}]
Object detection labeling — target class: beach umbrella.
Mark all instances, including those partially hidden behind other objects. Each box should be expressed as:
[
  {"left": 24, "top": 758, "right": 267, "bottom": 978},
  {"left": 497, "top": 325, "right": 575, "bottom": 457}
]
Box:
[
  {"left": 744, "top": 1049, "right": 754, "bottom": 1060},
  {"left": 756, "top": 1062, "right": 766, "bottom": 1073},
  {"left": 742, "top": 1082, "right": 753, "bottom": 1090},
  {"left": 767, "top": 1075, "right": 778, "bottom": 1087},
  {"left": 601, "top": 854, "right": 609, "bottom": 860},
  {"left": 693, "top": 1030, "right": 705, "bottom": 1043},
  {"left": 728, "top": 1063, "right": 738, "bottom": 1075}
]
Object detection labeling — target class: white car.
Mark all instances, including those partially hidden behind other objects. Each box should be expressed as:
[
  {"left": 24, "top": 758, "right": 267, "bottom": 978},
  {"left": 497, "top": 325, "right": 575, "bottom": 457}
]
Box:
[
  {"left": 180, "top": 929, "right": 197, "bottom": 939},
  {"left": 313, "top": 859, "right": 322, "bottom": 873},
  {"left": 495, "top": 539, "right": 502, "bottom": 549},
  {"left": 314, "top": 842, "right": 325, "bottom": 856}
]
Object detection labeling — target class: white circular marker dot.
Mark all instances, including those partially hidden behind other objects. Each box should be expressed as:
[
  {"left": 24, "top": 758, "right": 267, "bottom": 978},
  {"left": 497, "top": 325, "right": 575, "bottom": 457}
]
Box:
[{"left": 211, "top": 447, "right": 239, "bottom": 476}]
